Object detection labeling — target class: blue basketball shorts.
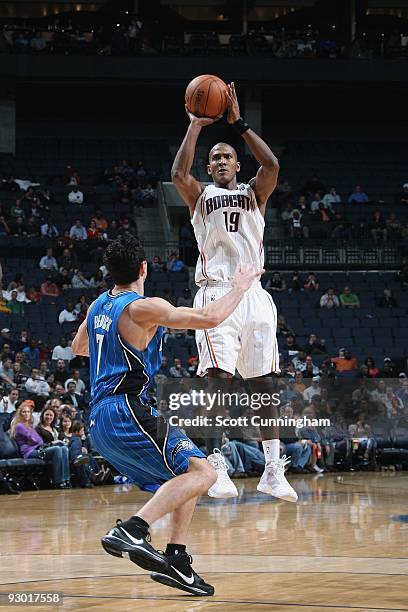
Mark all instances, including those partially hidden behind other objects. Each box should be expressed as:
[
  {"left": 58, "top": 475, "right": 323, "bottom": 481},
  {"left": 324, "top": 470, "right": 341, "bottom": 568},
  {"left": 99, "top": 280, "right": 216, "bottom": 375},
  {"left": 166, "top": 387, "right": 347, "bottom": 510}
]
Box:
[{"left": 88, "top": 394, "right": 205, "bottom": 492}]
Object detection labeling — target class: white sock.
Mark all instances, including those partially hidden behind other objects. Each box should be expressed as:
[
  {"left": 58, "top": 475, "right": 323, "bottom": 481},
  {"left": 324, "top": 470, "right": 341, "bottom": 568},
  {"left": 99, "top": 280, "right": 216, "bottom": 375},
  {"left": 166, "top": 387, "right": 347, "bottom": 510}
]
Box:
[{"left": 262, "top": 439, "right": 280, "bottom": 464}]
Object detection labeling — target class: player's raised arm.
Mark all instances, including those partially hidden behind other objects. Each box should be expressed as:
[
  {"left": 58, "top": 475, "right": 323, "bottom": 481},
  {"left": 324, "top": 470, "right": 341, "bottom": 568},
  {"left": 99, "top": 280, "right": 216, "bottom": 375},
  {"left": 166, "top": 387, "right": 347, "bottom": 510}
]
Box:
[
  {"left": 226, "top": 82, "right": 279, "bottom": 212},
  {"left": 171, "top": 108, "right": 221, "bottom": 214},
  {"left": 130, "top": 263, "right": 262, "bottom": 330}
]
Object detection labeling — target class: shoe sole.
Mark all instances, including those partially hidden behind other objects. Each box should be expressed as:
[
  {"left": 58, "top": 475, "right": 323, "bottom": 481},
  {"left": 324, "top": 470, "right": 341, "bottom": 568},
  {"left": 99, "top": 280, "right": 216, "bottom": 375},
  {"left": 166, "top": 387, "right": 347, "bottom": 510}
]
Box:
[
  {"left": 101, "top": 537, "right": 168, "bottom": 572},
  {"left": 207, "top": 490, "right": 238, "bottom": 498},
  {"left": 151, "top": 572, "right": 214, "bottom": 596},
  {"left": 256, "top": 484, "right": 298, "bottom": 502}
]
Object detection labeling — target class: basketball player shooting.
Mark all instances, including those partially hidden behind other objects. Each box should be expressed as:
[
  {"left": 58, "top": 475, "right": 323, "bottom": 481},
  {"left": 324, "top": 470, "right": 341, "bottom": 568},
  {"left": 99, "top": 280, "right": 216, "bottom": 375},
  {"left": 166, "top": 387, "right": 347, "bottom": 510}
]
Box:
[
  {"left": 72, "top": 234, "right": 260, "bottom": 595},
  {"left": 172, "top": 81, "right": 297, "bottom": 502}
]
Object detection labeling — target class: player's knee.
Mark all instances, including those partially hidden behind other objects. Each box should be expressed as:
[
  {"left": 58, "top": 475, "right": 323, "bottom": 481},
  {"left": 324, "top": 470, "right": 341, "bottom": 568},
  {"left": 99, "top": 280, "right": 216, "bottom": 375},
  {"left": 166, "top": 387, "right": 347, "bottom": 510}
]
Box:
[{"left": 189, "top": 457, "right": 217, "bottom": 491}]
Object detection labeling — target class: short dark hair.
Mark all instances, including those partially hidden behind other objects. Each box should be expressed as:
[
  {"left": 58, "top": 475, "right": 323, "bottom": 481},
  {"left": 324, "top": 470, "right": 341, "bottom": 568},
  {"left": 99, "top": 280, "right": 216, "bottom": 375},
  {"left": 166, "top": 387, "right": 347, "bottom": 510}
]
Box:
[{"left": 103, "top": 234, "right": 146, "bottom": 285}]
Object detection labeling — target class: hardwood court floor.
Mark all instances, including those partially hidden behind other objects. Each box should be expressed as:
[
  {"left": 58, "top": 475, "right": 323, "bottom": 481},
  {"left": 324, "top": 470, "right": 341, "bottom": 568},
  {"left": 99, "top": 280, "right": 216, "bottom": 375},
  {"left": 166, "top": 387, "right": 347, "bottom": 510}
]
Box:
[{"left": 1, "top": 472, "right": 408, "bottom": 611}]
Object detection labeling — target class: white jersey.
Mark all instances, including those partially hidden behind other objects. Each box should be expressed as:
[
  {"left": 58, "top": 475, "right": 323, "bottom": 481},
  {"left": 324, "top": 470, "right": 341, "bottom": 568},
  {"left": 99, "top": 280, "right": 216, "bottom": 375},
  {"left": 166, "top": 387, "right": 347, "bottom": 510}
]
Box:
[{"left": 192, "top": 183, "right": 265, "bottom": 285}]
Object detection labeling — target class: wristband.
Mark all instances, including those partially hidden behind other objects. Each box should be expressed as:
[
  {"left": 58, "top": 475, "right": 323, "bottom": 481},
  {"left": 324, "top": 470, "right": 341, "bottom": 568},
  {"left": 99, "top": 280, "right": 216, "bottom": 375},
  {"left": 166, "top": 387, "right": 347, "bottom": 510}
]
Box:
[{"left": 232, "top": 117, "right": 249, "bottom": 135}]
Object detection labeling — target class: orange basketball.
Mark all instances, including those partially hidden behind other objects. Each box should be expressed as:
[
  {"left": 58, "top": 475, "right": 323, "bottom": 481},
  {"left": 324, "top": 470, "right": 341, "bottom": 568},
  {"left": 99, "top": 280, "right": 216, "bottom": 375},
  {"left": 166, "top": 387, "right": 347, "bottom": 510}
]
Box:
[{"left": 185, "top": 74, "right": 228, "bottom": 119}]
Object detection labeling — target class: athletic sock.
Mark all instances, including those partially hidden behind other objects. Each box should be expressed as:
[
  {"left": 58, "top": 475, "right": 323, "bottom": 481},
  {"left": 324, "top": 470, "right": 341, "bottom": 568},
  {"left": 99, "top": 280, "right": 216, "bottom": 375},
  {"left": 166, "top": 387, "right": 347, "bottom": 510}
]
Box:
[
  {"left": 120, "top": 516, "right": 149, "bottom": 537},
  {"left": 262, "top": 439, "right": 280, "bottom": 463},
  {"left": 166, "top": 543, "right": 186, "bottom": 556}
]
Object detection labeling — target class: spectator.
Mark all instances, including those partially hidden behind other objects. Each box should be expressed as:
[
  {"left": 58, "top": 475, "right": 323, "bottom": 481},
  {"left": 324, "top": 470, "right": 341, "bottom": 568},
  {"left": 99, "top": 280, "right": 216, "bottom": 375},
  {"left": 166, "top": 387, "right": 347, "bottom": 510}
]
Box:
[
  {"left": 53, "top": 359, "right": 70, "bottom": 385},
  {"left": 322, "top": 186, "right": 341, "bottom": 209},
  {"left": 277, "top": 314, "right": 295, "bottom": 337},
  {"left": 11, "top": 402, "right": 71, "bottom": 489},
  {"left": 370, "top": 211, "right": 387, "bottom": 243},
  {"left": 40, "top": 218, "right": 59, "bottom": 238},
  {"left": 22, "top": 340, "right": 40, "bottom": 367},
  {"left": 293, "top": 370, "right": 306, "bottom": 394},
  {"left": 58, "top": 248, "right": 76, "bottom": 271},
  {"left": 39, "top": 248, "right": 58, "bottom": 271},
  {"left": 68, "top": 185, "right": 84, "bottom": 205},
  {"left": 72, "top": 270, "right": 92, "bottom": 289},
  {"left": 169, "top": 357, "right": 190, "bottom": 378},
  {"left": 303, "top": 376, "right": 322, "bottom": 403},
  {"left": 364, "top": 357, "right": 380, "bottom": 378},
  {"left": 41, "top": 276, "right": 60, "bottom": 297},
  {"left": 69, "top": 219, "right": 87, "bottom": 241},
  {"left": 1, "top": 388, "right": 19, "bottom": 414},
  {"left": 58, "top": 301, "right": 78, "bottom": 325},
  {"left": 87, "top": 220, "right": 101, "bottom": 241},
  {"left": 310, "top": 192, "right": 324, "bottom": 212},
  {"left": 51, "top": 337, "right": 74, "bottom": 363},
  {"left": 0, "top": 357, "right": 15, "bottom": 388},
  {"left": 303, "top": 334, "right": 326, "bottom": 355},
  {"left": 265, "top": 272, "right": 286, "bottom": 292},
  {"left": 304, "top": 272, "right": 320, "bottom": 291},
  {"left": 339, "top": 286, "right": 360, "bottom": 309},
  {"left": 377, "top": 288, "right": 398, "bottom": 308},
  {"left": 177, "top": 288, "right": 193, "bottom": 307},
  {"left": 288, "top": 271, "right": 303, "bottom": 292},
  {"left": 62, "top": 381, "right": 86, "bottom": 413},
  {"left": 320, "top": 288, "right": 340, "bottom": 309},
  {"left": 25, "top": 367, "right": 50, "bottom": 400},
  {"left": 106, "top": 219, "right": 121, "bottom": 241},
  {"left": 65, "top": 370, "right": 86, "bottom": 395},
  {"left": 91, "top": 210, "right": 108, "bottom": 233},
  {"left": 380, "top": 357, "right": 398, "bottom": 378},
  {"left": 166, "top": 252, "right": 186, "bottom": 273},
  {"left": 282, "top": 334, "right": 301, "bottom": 353},
  {"left": 331, "top": 348, "right": 358, "bottom": 372},
  {"left": 348, "top": 185, "right": 369, "bottom": 204},
  {"left": 27, "top": 286, "right": 41, "bottom": 303},
  {"left": 280, "top": 379, "right": 302, "bottom": 404},
  {"left": 7, "top": 290, "right": 24, "bottom": 315}
]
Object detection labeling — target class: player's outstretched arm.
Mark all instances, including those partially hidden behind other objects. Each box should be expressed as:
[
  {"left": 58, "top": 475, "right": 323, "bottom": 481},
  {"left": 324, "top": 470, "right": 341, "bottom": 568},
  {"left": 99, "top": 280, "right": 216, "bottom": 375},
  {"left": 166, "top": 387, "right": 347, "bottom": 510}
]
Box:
[
  {"left": 227, "top": 82, "right": 279, "bottom": 210},
  {"left": 171, "top": 107, "right": 221, "bottom": 214},
  {"left": 130, "top": 263, "right": 262, "bottom": 330}
]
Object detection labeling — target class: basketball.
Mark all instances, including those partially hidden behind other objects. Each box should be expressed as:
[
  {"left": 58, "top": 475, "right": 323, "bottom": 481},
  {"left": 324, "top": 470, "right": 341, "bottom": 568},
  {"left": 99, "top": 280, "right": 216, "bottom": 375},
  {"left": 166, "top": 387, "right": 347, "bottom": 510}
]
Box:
[{"left": 185, "top": 74, "right": 228, "bottom": 118}]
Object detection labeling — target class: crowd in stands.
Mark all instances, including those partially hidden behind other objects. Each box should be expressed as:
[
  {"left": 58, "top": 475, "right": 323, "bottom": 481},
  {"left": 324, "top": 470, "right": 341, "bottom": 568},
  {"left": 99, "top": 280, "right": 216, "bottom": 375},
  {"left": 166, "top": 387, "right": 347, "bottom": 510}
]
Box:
[
  {"left": 278, "top": 177, "right": 408, "bottom": 243},
  {"left": 1, "top": 14, "right": 407, "bottom": 59}
]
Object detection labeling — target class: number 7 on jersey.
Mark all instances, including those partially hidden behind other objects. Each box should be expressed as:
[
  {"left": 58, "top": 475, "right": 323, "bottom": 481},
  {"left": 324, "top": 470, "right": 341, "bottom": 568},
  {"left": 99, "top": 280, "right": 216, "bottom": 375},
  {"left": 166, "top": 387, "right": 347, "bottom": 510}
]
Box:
[{"left": 96, "top": 333, "right": 104, "bottom": 375}]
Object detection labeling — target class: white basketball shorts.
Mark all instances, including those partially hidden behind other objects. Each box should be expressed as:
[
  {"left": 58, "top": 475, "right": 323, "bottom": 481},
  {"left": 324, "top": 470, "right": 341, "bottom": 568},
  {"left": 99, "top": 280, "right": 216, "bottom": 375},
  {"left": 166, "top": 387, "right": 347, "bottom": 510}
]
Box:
[{"left": 193, "top": 282, "right": 280, "bottom": 379}]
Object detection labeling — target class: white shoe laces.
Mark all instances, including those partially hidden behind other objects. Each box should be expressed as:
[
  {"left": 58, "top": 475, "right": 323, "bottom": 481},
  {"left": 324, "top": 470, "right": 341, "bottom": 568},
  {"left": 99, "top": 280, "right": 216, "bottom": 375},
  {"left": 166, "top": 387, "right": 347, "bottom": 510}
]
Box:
[
  {"left": 208, "top": 449, "right": 231, "bottom": 483},
  {"left": 267, "top": 455, "right": 291, "bottom": 480}
]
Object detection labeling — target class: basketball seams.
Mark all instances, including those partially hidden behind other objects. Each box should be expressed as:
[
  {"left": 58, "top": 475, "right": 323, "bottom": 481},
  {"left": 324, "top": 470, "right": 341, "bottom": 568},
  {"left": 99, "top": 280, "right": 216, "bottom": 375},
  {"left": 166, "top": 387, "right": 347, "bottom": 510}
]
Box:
[
  {"left": 186, "top": 75, "right": 214, "bottom": 117},
  {"left": 185, "top": 75, "right": 226, "bottom": 118}
]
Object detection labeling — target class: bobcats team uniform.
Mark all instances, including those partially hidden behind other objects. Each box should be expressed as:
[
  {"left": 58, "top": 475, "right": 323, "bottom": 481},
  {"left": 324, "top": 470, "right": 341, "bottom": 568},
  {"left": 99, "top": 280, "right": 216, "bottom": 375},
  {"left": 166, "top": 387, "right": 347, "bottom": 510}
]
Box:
[
  {"left": 87, "top": 289, "right": 204, "bottom": 492},
  {"left": 192, "top": 182, "right": 279, "bottom": 378}
]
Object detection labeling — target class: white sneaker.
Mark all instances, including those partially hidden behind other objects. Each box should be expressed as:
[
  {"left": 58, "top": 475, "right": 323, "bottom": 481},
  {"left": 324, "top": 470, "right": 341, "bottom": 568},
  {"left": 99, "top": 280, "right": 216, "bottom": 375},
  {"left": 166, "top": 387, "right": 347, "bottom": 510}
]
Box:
[
  {"left": 207, "top": 449, "right": 238, "bottom": 498},
  {"left": 312, "top": 464, "right": 324, "bottom": 473},
  {"left": 257, "top": 455, "right": 298, "bottom": 502}
]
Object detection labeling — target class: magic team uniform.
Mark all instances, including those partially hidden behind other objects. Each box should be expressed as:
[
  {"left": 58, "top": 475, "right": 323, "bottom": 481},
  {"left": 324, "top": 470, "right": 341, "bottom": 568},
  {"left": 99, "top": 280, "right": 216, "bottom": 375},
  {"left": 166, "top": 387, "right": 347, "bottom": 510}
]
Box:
[
  {"left": 87, "top": 290, "right": 204, "bottom": 492},
  {"left": 192, "top": 182, "right": 279, "bottom": 378}
]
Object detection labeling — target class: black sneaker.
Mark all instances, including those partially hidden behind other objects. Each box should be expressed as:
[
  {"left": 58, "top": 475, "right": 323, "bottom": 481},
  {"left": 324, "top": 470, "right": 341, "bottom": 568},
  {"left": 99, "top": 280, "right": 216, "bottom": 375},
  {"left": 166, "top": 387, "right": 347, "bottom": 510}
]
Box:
[
  {"left": 101, "top": 519, "right": 168, "bottom": 572},
  {"left": 151, "top": 552, "right": 214, "bottom": 596}
]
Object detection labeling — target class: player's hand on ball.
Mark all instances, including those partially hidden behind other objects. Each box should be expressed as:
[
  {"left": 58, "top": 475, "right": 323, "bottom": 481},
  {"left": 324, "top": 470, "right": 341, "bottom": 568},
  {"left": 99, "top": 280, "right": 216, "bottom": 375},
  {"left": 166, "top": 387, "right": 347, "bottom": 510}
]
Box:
[
  {"left": 185, "top": 106, "right": 222, "bottom": 127},
  {"left": 227, "top": 82, "right": 240, "bottom": 124},
  {"left": 231, "top": 263, "right": 263, "bottom": 291}
]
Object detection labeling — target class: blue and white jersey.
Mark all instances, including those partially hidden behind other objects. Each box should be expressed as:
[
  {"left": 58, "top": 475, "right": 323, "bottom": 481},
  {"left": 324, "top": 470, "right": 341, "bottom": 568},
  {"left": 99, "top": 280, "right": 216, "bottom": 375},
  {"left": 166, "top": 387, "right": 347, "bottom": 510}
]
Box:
[{"left": 87, "top": 290, "right": 163, "bottom": 407}]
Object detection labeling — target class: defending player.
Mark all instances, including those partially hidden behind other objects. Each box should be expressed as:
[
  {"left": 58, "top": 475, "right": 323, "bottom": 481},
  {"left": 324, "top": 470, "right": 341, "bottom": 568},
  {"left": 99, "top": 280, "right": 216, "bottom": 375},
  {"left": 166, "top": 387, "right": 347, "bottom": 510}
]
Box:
[
  {"left": 171, "top": 81, "right": 297, "bottom": 502},
  {"left": 72, "top": 233, "right": 260, "bottom": 596}
]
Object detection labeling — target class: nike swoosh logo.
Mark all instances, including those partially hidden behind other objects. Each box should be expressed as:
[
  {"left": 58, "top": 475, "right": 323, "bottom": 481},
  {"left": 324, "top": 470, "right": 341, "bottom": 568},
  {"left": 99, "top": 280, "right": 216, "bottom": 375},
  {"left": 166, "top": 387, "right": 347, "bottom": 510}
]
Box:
[
  {"left": 116, "top": 527, "right": 144, "bottom": 545},
  {"left": 171, "top": 565, "right": 195, "bottom": 585}
]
